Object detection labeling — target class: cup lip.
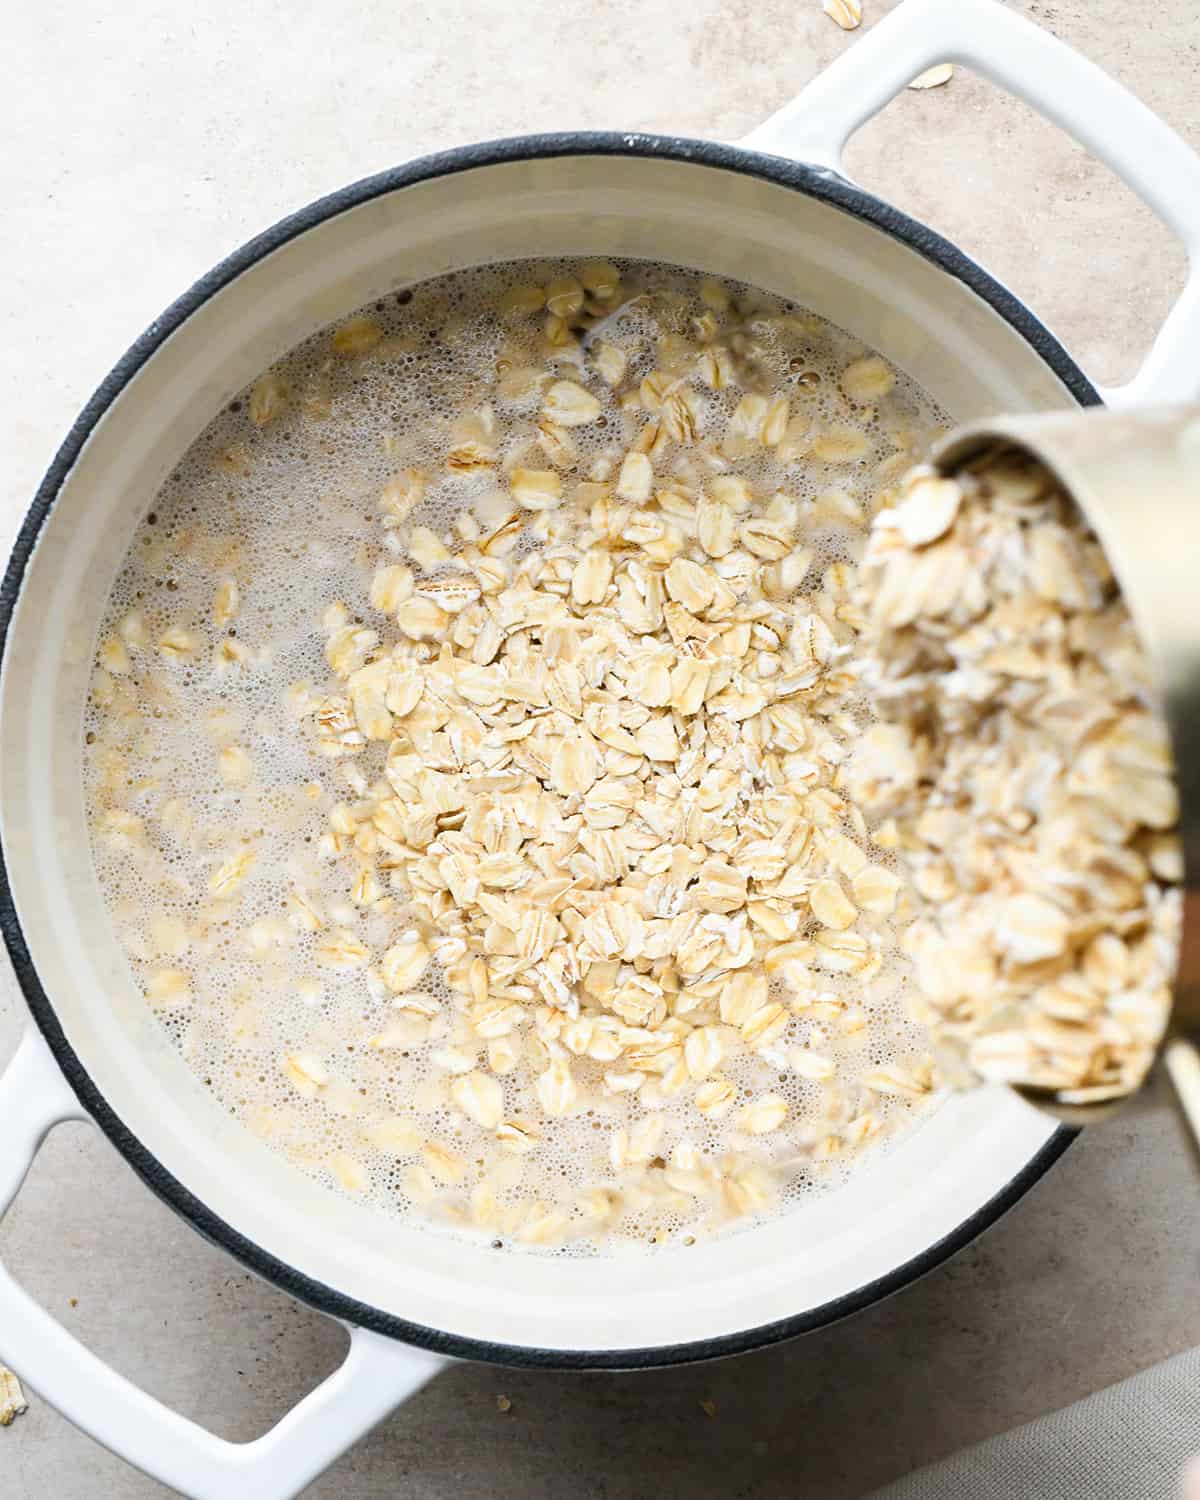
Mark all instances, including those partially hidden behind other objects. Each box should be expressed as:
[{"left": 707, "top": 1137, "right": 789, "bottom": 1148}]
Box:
[{"left": 0, "top": 130, "right": 1082, "bottom": 1368}]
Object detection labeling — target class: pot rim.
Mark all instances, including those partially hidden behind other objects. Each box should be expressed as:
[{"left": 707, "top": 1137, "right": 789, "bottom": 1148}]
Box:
[{"left": 0, "top": 130, "right": 1081, "bottom": 1370}]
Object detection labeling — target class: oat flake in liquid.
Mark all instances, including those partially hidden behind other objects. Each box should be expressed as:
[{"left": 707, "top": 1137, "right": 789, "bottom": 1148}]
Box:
[{"left": 84, "top": 258, "right": 946, "bottom": 1254}]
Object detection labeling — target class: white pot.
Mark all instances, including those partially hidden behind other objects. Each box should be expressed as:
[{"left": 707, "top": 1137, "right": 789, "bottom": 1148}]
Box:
[{"left": 3, "top": 1, "right": 1199, "bottom": 1496}]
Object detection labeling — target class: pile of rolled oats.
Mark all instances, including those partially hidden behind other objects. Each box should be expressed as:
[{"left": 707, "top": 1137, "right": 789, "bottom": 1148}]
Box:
[
  {"left": 87, "top": 257, "right": 1184, "bottom": 1254},
  {"left": 85, "top": 258, "right": 950, "bottom": 1250},
  {"left": 853, "top": 448, "right": 1181, "bottom": 1105}
]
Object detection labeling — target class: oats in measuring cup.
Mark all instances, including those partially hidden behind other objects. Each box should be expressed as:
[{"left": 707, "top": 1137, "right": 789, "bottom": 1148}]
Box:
[{"left": 852, "top": 448, "right": 1182, "bottom": 1106}]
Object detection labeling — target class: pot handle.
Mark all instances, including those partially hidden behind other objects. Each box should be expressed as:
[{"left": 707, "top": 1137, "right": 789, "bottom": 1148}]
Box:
[
  {"left": 740, "top": 0, "right": 1200, "bottom": 408},
  {"left": 0, "top": 1026, "right": 448, "bottom": 1500}
]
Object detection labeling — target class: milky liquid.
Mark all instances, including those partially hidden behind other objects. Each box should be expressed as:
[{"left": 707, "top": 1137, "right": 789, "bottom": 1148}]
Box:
[{"left": 83, "top": 258, "right": 948, "bottom": 1254}]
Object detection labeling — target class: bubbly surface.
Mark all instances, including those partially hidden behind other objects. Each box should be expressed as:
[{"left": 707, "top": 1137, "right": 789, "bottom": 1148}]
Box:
[{"left": 84, "top": 258, "right": 949, "bottom": 1253}]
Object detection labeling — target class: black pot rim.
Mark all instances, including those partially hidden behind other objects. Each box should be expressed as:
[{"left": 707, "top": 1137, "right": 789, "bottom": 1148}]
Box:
[{"left": 0, "top": 130, "right": 1083, "bottom": 1372}]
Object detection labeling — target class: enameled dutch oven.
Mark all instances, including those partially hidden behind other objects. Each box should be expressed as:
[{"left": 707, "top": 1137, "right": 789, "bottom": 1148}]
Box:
[{"left": 3, "top": 1, "right": 1200, "bottom": 1495}]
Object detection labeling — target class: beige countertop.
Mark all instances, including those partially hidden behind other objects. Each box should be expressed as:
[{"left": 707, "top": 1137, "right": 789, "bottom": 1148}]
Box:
[{"left": 2, "top": 1, "right": 1199, "bottom": 1495}]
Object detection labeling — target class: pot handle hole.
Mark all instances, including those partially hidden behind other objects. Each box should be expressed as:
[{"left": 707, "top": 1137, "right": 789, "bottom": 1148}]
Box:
[
  {"left": 0, "top": 1026, "right": 448, "bottom": 1500},
  {"left": 739, "top": 0, "right": 1200, "bottom": 408}
]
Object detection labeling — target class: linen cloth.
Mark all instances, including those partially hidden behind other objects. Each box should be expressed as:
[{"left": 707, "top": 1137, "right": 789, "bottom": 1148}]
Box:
[{"left": 866, "top": 1347, "right": 1200, "bottom": 1499}]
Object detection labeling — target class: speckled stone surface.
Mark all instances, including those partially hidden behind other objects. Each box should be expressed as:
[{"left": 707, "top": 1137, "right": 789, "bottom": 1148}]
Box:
[{"left": 2, "top": 2, "right": 1199, "bottom": 1495}]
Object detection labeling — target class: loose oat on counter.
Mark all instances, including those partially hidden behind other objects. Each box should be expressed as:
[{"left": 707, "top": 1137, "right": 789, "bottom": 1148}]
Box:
[
  {"left": 853, "top": 449, "right": 1181, "bottom": 1104},
  {"left": 823, "top": 0, "right": 863, "bottom": 30},
  {"left": 0, "top": 1366, "right": 28, "bottom": 1427},
  {"left": 908, "top": 64, "right": 954, "bottom": 90}
]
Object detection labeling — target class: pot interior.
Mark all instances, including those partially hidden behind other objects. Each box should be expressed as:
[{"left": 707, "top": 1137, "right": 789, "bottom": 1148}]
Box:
[{"left": 1, "top": 147, "right": 1069, "bottom": 1359}]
